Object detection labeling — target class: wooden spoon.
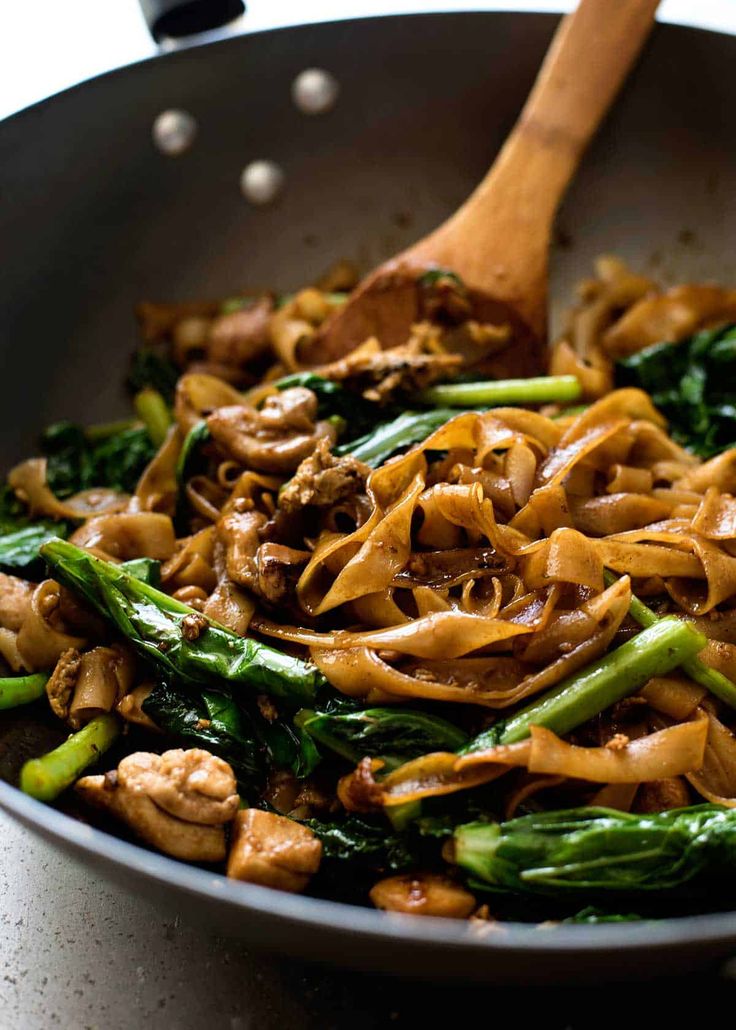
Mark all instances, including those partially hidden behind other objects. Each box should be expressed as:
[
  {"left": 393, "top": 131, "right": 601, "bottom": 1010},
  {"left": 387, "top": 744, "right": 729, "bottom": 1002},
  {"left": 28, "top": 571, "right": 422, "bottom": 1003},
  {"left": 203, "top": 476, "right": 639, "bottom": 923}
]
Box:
[{"left": 305, "top": 0, "right": 660, "bottom": 375}]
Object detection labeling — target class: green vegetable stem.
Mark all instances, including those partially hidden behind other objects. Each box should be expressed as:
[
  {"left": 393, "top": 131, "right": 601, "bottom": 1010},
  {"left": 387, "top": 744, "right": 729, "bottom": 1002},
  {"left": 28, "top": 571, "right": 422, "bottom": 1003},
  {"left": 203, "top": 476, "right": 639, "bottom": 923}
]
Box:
[
  {"left": 0, "top": 674, "right": 48, "bottom": 711},
  {"left": 20, "top": 713, "right": 120, "bottom": 802},
  {"left": 41, "top": 539, "right": 324, "bottom": 703},
  {"left": 335, "top": 409, "right": 460, "bottom": 467},
  {"left": 453, "top": 804, "right": 736, "bottom": 893},
  {"left": 604, "top": 569, "right": 736, "bottom": 711},
  {"left": 417, "top": 375, "right": 581, "bottom": 408},
  {"left": 133, "top": 388, "right": 173, "bottom": 447},
  {"left": 464, "top": 618, "right": 706, "bottom": 750}
]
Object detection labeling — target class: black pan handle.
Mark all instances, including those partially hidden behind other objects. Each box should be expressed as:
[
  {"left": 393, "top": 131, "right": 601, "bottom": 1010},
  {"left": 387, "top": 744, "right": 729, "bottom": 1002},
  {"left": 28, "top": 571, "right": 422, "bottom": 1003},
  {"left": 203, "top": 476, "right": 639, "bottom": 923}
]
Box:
[{"left": 139, "top": 0, "right": 245, "bottom": 41}]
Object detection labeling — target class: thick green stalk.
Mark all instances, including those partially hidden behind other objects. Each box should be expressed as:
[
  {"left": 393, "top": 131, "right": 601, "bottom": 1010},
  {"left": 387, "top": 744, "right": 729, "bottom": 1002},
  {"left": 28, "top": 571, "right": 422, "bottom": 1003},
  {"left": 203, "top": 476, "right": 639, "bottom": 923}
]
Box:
[
  {"left": 417, "top": 375, "right": 581, "bottom": 408},
  {"left": 41, "top": 539, "right": 324, "bottom": 703},
  {"left": 133, "top": 388, "right": 172, "bottom": 446},
  {"left": 20, "top": 713, "right": 120, "bottom": 802},
  {"left": 603, "top": 569, "right": 736, "bottom": 711},
  {"left": 463, "top": 619, "right": 706, "bottom": 750},
  {"left": 0, "top": 674, "right": 48, "bottom": 711},
  {"left": 453, "top": 804, "right": 736, "bottom": 894}
]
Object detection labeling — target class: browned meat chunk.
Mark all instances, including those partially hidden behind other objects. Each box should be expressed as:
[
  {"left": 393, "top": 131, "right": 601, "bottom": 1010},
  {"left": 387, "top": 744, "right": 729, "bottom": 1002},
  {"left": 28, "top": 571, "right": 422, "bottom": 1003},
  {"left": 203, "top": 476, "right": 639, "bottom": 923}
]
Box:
[
  {"left": 77, "top": 749, "right": 239, "bottom": 862},
  {"left": 256, "top": 542, "right": 310, "bottom": 605},
  {"left": 279, "top": 438, "right": 369, "bottom": 514},
  {"left": 206, "top": 297, "right": 274, "bottom": 368},
  {"left": 369, "top": 873, "right": 476, "bottom": 918},
  {"left": 207, "top": 387, "right": 336, "bottom": 473},
  {"left": 45, "top": 647, "right": 82, "bottom": 721},
  {"left": 315, "top": 337, "right": 461, "bottom": 404},
  {"left": 226, "top": 809, "right": 322, "bottom": 892}
]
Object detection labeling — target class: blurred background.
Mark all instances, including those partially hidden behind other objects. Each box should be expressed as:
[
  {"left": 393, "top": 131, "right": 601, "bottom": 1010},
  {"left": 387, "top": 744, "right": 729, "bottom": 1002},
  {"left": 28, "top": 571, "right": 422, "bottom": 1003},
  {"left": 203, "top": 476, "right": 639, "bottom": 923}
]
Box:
[{"left": 3, "top": 0, "right": 736, "bottom": 120}]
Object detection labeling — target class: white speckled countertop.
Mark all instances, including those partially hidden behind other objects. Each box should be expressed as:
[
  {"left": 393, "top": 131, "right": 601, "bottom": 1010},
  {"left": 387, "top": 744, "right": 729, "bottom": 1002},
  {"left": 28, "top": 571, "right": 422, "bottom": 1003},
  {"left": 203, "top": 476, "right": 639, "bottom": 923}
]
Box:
[{"left": 4, "top": 3, "right": 736, "bottom": 1026}]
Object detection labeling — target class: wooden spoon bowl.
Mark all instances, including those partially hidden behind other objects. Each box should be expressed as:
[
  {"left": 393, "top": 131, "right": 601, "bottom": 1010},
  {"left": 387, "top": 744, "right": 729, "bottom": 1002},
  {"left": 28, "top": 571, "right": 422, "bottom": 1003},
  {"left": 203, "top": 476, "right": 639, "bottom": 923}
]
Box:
[{"left": 305, "top": 0, "right": 661, "bottom": 373}]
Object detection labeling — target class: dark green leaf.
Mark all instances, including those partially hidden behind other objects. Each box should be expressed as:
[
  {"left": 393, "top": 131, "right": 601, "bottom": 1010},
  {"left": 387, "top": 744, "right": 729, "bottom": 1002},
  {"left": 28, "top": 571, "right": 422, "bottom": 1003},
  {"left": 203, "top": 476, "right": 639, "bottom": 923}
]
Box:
[
  {"left": 142, "top": 681, "right": 265, "bottom": 787},
  {"left": 615, "top": 324, "right": 736, "bottom": 457},
  {"left": 127, "top": 347, "right": 180, "bottom": 404},
  {"left": 0, "top": 522, "right": 70, "bottom": 574},
  {"left": 41, "top": 421, "right": 155, "bottom": 497},
  {"left": 42, "top": 538, "right": 324, "bottom": 703},
  {"left": 300, "top": 706, "right": 467, "bottom": 765}
]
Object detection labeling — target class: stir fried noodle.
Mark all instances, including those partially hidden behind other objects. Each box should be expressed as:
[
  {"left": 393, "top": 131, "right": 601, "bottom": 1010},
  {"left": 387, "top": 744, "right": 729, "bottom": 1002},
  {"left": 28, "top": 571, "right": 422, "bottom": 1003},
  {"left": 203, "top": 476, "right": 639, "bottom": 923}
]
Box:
[{"left": 5, "top": 258, "right": 736, "bottom": 921}]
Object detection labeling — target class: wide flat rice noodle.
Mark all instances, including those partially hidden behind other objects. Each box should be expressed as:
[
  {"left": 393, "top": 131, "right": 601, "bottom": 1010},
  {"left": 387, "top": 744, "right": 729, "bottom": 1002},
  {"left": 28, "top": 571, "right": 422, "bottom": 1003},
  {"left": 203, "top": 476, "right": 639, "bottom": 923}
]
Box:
[
  {"left": 687, "top": 707, "right": 736, "bottom": 806},
  {"left": 258, "top": 608, "right": 530, "bottom": 659},
  {"left": 526, "top": 722, "right": 707, "bottom": 783}
]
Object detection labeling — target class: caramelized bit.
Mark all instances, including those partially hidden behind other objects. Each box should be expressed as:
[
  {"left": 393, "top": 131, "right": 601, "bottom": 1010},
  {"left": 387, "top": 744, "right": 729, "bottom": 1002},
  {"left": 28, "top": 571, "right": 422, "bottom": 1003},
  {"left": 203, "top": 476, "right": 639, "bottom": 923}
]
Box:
[{"left": 369, "top": 873, "right": 476, "bottom": 918}]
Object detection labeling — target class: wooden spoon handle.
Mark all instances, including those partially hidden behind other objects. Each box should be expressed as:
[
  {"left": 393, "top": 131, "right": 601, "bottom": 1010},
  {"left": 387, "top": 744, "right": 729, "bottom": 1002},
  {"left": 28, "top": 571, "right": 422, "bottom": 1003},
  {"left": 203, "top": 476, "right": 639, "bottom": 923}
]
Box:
[{"left": 408, "top": 0, "right": 660, "bottom": 334}]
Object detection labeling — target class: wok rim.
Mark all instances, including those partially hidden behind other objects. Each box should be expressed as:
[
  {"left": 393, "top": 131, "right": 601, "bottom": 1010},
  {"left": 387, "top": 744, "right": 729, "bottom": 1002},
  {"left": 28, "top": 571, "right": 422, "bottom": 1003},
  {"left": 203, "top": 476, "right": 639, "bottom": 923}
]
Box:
[
  {"left": 3, "top": 9, "right": 736, "bottom": 963},
  {"left": 3, "top": 777, "right": 736, "bottom": 956}
]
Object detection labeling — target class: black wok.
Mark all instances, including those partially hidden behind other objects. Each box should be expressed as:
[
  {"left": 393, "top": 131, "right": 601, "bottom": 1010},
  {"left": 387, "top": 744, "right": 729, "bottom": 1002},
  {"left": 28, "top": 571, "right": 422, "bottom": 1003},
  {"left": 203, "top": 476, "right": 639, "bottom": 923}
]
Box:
[{"left": 2, "top": 10, "right": 736, "bottom": 982}]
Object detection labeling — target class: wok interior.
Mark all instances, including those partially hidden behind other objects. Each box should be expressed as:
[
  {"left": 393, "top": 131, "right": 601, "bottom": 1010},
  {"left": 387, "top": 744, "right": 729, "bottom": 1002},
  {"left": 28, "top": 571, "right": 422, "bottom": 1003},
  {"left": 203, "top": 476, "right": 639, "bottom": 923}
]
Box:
[{"left": 2, "top": 10, "right": 736, "bottom": 954}]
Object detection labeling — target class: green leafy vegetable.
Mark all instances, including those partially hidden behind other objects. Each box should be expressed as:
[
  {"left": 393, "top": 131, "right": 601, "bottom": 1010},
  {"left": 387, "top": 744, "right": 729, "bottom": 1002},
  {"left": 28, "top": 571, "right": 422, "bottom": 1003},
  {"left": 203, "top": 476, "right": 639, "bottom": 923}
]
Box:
[
  {"left": 0, "top": 523, "right": 69, "bottom": 574},
  {"left": 464, "top": 618, "right": 706, "bottom": 750},
  {"left": 562, "top": 906, "right": 643, "bottom": 924},
  {"left": 127, "top": 347, "right": 179, "bottom": 404},
  {"left": 306, "top": 815, "right": 415, "bottom": 873},
  {"left": 0, "top": 484, "right": 29, "bottom": 534},
  {"left": 142, "top": 682, "right": 264, "bottom": 785},
  {"left": 41, "top": 538, "right": 324, "bottom": 703},
  {"left": 335, "top": 409, "right": 459, "bottom": 467},
  {"left": 41, "top": 421, "right": 155, "bottom": 497},
  {"left": 176, "top": 419, "right": 211, "bottom": 486},
  {"left": 276, "top": 372, "right": 382, "bottom": 438},
  {"left": 143, "top": 681, "right": 320, "bottom": 787},
  {"left": 0, "top": 674, "right": 48, "bottom": 711},
  {"left": 118, "top": 557, "right": 161, "bottom": 586},
  {"left": 615, "top": 324, "right": 736, "bottom": 456},
  {"left": 298, "top": 706, "right": 467, "bottom": 765},
  {"left": 19, "top": 713, "right": 120, "bottom": 802},
  {"left": 453, "top": 804, "right": 736, "bottom": 894}
]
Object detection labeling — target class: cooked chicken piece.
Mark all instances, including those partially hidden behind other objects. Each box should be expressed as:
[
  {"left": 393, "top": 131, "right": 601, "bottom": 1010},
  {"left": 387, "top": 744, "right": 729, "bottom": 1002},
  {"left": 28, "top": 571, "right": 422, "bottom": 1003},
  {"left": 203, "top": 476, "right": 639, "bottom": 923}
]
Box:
[
  {"left": 206, "top": 297, "right": 273, "bottom": 368},
  {"left": 279, "top": 438, "right": 369, "bottom": 514},
  {"left": 256, "top": 542, "right": 310, "bottom": 605},
  {"left": 0, "top": 571, "right": 34, "bottom": 632},
  {"left": 226, "top": 809, "right": 322, "bottom": 892},
  {"left": 76, "top": 748, "right": 239, "bottom": 862},
  {"left": 77, "top": 774, "right": 228, "bottom": 862},
  {"left": 117, "top": 749, "right": 239, "bottom": 824},
  {"left": 218, "top": 508, "right": 268, "bottom": 592},
  {"left": 337, "top": 757, "right": 384, "bottom": 812},
  {"left": 206, "top": 388, "right": 336, "bottom": 473},
  {"left": 116, "top": 683, "right": 159, "bottom": 731},
  {"left": 45, "top": 647, "right": 82, "bottom": 721},
  {"left": 369, "top": 873, "right": 476, "bottom": 918}
]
